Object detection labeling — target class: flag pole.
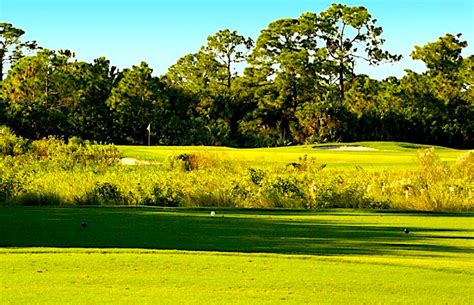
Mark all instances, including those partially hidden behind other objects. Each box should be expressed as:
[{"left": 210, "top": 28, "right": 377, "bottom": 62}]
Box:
[{"left": 147, "top": 123, "right": 151, "bottom": 146}]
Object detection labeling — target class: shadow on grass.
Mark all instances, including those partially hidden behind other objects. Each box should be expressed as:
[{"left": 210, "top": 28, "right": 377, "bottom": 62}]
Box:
[{"left": 0, "top": 207, "right": 472, "bottom": 257}]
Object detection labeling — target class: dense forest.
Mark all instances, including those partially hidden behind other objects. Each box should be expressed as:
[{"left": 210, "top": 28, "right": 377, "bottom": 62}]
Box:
[{"left": 0, "top": 4, "right": 472, "bottom": 147}]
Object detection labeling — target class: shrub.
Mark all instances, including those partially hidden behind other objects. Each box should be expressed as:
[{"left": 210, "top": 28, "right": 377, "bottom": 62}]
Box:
[
  {"left": 188, "top": 190, "right": 237, "bottom": 208},
  {"left": 0, "top": 171, "right": 23, "bottom": 203},
  {"left": 30, "top": 137, "right": 64, "bottom": 158},
  {"left": 247, "top": 168, "right": 266, "bottom": 185},
  {"left": 1, "top": 144, "right": 471, "bottom": 211},
  {"left": 164, "top": 152, "right": 222, "bottom": 171},
  {"left": 454, "top": 150, "right": 473, "bottom": 179},
  {"left": 417, "top": 148, "right": 449, "bottom": 183},
  {"left": 285, "top": 155, "right": 319, "bottom": 172},
  {"left": 269, "top": 176, "right": 304, "bottom": 198},
  {"left": 0, "top": 126, "right": 29, "bottom": 157},
  {"left": 143, "top": 184, "right": 184, "bottom": 207},
  {"left": 12, "top": 192, "right": 63, "bottom": 206},
  {"left": 14, "top": 136, "right": 122, "bottom": 170},
  {"left": 264, "top": 176, "right": 305, "bottom": 208},
  {"left": 0, "top": 156, "right": 32, "bottom": 203},
  {"left": 78, "top": 182, "right": 125, "bottom": 206}
]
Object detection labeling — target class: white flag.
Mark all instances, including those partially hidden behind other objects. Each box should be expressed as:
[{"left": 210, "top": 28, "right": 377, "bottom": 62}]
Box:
[{"left": 147, "top": 123, "right": 151, "bottom": 133}]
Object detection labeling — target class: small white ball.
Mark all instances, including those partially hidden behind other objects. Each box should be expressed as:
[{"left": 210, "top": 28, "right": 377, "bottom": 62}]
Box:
[{"left": 210, "top": 211, "right": 216, "bottom": 216}]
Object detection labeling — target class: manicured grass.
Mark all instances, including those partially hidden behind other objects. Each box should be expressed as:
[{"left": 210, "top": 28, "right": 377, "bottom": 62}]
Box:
[
  {"left": 119, "top": 142, "right": 466, "bottom": 169},
  {"left": 1, "top": 249, "right": 472, "bottom": 304},
  {"left": 1, "top": 208, "right": 473, "bottom": 304}
]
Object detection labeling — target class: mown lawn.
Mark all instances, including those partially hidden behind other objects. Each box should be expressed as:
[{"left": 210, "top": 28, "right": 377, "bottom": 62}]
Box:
[
  {"left": 119, "top": 141, "right": 464, "bottom": 169},
  {"left": 0, "top": 207, "right": 472, "bottom": 304}
]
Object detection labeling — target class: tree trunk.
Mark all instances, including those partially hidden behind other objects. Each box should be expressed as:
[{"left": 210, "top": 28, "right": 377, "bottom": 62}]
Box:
[
  {"left": 0, "top": 50, "right": 4, "bottom": 82},
  {"left": 292, "top": 79, "right": 298, "bottom": 110},
  {"left": 339, "top": 60, "right": 344, "bottom": 107},
  {"left": 229, "top": 111, "right": 239, "bottom": 143},
  {"left": 226, "top": 54, "right": 232, "bottom": 92}
]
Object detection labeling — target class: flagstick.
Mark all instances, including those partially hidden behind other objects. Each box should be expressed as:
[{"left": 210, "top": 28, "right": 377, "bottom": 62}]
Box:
[{"left": 147, "top": 123, "right": 151, "bottom": 146}]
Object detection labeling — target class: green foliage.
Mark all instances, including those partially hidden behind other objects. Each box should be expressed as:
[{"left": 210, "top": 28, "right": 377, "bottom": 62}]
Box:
[
  {"left": 0, "top": 134, "right": 122, "bottom": 205},
  {"left": 317, "top": 4, "right": 401, "bottom": 103},
  {"left": 266, "top": 176, "right": 305, "bottom": 208},
  {"left": 305, "top": 172, "right": 387, "bottom": 209},
  {"left": 2, "top": 49, "right": 118, "bottom": 142},
  {"left": 1, "top": 17, "right": 473, "bottom": 148},
  {"left": 246, "top": 14, "right": 321, "bottom": 141},
  {"left": 29, "top": 136, "right": 121, "bottom": 169},
  {"left": 204, "top": 29, "right": 253, "bottom": 92},
  {"left": 0, "top": 157, "right": 28, "bottom": 202},
  {"left": 11, "top": 192, "right": 62, "bottom": 206},
  {"left": 164, "top": 153, "right": 191, "bottom": 171},
  {"left": 2, "top": 144, "right": 470, "bottom": 211},
  {"left": 143, "top": 184, "right": 184, "bottom": 207},
  {"left": 394, "top": 34, "right": 473, "bottom": 147},
  {"left": 3, "top": 50, "right": 79, "bottom": 139},
  {"left": 164, "top": 152, "right": 223, "bottom": 171},
  {"left": 0, "top": 22, "right": 39, "bottom": 81},
  {"left": 247, "top": 168, "right": 266, "bottom": 185},
  {"left": 411, "top": 33, "right": 467, "bottom": 73},
  {"left": 454, "top": 150, "right": 474, "bottom": 179},
  {"left": 106, "top": 62, "right": 164, "bottom": 144},
  {"left": 0, "top": 125, "right": 28, "bottom": 156},
  {"left": 87, "top": 182, "right": 124, "bottom": 206}
]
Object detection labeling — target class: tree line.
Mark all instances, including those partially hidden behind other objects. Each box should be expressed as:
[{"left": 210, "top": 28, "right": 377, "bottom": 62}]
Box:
[{"left": 1, "top": 4, "right": 472, "bottom": 147}]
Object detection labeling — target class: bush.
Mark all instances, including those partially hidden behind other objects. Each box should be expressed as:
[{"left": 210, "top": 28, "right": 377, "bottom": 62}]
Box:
[
  {"left": 143, "top": 184, "right": 184, "bottom": 207},
  {"left": 0, "top": 126, "right": 29, "bottom": 157},
  {"left": 454, "top": 150, "right": 474, "bottom": 179},
  {"left": 164, "top": 152, "right": 221, "bottom": 171},
  {"left": 269, "top": 176, "right": 305, "bottom": 198},
  {"left": 0, "top": 156, "right": 32, "bottom": 203},
  {"left": 188, "top": 190, "right": 237, "bottom": 208},
  {"left": 417, "top": 148, "right": 449, "bottom": 183},
  {"left": 12, "top": 192, "right": 63, "bottom": 206},
  {"left": 285, "top": 155, "right": 320, "bottom": 172},
  {"left": 78, "top": 182, "right": 126, "bottom": 206},
  {"left": 1, "top": 143, "right": 471, "bottom": 211},
  {"left": 247, "top": 168, "right": 266, "bottom": 185},
  {"left": 30, "top": 136, "right": 121, "bottom": 169}
]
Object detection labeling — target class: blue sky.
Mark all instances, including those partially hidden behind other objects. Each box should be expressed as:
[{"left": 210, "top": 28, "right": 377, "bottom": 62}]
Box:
[{"left": 1, "top": 0, "right": 473, "bottom": 79}]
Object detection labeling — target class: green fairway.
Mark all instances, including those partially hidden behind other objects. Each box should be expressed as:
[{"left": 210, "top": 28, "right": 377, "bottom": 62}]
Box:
[
  {"left": 1, "top": 208, "right": 473, "bottom": 304},
  {"left": 119, "top": 142, "right": 465, "bottom": 169}
]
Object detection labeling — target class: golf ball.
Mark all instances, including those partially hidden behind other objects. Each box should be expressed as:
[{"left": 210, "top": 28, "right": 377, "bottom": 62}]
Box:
[{"left": 210, "top": 211, "right": 216, "bottom": 216}]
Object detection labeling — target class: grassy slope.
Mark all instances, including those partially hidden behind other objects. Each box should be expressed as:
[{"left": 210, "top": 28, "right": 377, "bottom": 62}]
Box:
[
  {"left": 0, "top": 208, "right": 473, "bottom": 304},
  {"left": 119, "top": 142, "right": 465, "bottom": 169}
]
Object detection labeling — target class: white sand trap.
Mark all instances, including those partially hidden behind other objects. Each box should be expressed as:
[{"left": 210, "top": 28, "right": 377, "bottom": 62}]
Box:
[
  {"left": 313, "top": 145, "right": 378, "bottom": 151},
  {"left": 120, "top": 158, "right": 153, "bottom": 165},
  {"left": 121, "top": 158, "right": 139, "bottom": 165}
]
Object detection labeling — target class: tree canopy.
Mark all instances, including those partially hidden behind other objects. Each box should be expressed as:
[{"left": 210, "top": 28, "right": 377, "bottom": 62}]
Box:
[{"left": 0, "top": 4, "right": 472, "bottom": 148}]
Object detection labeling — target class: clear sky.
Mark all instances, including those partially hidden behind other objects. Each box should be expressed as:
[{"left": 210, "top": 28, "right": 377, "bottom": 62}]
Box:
[{"left": 1, "top": 0, "right": 473, "bottom": 79}]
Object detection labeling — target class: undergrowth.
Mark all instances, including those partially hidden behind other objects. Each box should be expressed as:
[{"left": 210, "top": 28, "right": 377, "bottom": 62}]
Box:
[{"left": 1, "top": 127, "right": 472, "bottom": 211}]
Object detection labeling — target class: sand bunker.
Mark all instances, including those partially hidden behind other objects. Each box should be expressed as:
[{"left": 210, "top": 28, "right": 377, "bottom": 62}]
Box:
[
  {"left": 313, "top": 145, "right": 378, "bottom": 151},
  {"left": 120, "top": 158, "right": 154, "bottom": 165}
]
